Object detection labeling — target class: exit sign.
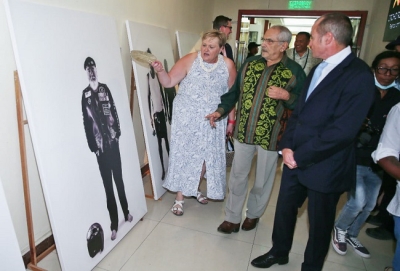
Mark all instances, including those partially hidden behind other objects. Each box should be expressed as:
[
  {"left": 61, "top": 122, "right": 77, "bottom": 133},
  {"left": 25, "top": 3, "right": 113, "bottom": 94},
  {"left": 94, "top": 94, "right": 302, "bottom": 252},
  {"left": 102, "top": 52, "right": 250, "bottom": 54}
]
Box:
[{"left": 288, "top": 0, "right": 314, "bottom": 10}]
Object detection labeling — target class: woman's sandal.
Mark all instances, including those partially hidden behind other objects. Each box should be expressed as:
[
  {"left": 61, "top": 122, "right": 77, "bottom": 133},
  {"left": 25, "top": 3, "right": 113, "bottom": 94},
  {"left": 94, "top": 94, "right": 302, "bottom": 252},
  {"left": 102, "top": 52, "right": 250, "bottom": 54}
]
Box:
[
  {"left": 195, "top": 191, "right": 208, "bottom": 205},
  {"left": 171, "top": 200, "right": 184, "bottom": 216}
]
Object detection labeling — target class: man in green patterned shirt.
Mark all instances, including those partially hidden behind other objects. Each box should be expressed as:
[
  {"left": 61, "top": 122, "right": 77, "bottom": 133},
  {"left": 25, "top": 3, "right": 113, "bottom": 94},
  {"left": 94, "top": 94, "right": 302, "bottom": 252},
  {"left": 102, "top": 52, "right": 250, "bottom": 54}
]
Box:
[{"left": 206, "top": 25, "right": 306, "bottom": 234}]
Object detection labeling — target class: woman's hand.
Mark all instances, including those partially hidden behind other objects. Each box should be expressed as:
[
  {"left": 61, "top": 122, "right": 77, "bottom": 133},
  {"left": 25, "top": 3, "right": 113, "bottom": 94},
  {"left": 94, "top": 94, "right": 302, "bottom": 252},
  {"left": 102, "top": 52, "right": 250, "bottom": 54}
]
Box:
[{"left": 151, "top": 60, "right": 165, "bottom": 73}]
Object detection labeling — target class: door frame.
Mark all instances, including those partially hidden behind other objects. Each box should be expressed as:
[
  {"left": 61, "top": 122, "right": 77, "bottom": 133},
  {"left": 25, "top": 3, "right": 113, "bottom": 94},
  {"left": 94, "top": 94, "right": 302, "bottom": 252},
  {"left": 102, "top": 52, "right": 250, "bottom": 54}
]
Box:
[{"left": 236, "top": 10, "right": 368, "bottom": 49}]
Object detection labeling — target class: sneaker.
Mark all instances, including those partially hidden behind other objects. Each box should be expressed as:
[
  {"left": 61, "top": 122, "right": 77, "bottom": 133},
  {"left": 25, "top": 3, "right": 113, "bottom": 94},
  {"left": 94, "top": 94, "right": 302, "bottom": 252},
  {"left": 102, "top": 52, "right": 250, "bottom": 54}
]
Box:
[
  {"left": 332, "top": 226, "right": 347, "bottom": 255},
  {"left": 345, "top": 236, "right": 370, "bottom": 258}
]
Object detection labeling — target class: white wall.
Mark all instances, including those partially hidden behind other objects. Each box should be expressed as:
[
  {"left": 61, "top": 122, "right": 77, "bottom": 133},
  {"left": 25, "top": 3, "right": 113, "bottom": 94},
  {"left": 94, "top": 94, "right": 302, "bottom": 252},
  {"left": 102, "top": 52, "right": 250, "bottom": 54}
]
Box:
[
  {"left": 0, "top": 0, "right": 213, "bottom": 254},
  {"left": 0, "top": 0, "right": 392, "bottom": 256}
]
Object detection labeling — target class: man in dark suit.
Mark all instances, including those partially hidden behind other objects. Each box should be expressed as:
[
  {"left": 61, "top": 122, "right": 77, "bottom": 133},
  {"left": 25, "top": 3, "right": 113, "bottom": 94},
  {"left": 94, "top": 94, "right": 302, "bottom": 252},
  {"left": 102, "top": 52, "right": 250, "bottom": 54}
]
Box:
[
  {"left": 213, "top": 15, "right": 234, "bottom": 62},
  {"left": 250, "top": 13, "right": 375, "bottom": 270}
]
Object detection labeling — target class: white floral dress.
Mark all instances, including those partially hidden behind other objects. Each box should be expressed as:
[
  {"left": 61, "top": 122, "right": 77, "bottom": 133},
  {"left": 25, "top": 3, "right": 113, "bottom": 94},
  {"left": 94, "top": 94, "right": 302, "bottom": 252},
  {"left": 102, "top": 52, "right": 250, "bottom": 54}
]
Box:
[{"left": 163, "top": 52, "right": 229, "bottom": 199}]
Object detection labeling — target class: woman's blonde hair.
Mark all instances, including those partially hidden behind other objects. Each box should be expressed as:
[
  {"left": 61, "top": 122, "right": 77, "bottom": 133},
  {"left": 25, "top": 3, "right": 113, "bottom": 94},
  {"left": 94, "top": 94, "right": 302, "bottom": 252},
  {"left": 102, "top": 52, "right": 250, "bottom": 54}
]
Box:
[{"left": 202, "top": 29, "right": 227, "bottom": 47}]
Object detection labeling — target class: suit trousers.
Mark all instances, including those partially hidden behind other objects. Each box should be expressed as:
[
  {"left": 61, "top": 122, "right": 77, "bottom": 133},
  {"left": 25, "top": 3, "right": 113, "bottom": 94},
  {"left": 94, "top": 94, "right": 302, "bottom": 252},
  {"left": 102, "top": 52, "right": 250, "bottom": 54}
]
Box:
[
  {"left": 225, "top": 139, "right": 278, "bottom": 223},
  {"left": 271, "top": 166, "right": 341, "bottom": 271},
  {"left": 96, "top": 140, "right": 130, "bottom": 231}
]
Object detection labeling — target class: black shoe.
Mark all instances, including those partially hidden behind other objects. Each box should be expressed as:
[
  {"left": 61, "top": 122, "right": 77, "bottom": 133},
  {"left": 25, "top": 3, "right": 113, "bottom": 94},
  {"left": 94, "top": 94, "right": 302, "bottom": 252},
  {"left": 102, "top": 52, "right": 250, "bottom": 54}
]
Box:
[
  {"left": 251, "top": 252, "right": 289, "bottom": 268},
  {"left": 366, "top": 214, "right": 383, "bottom": 226},
  {"left": 366, "top": 227, "right": 394, "bottom": 240}
]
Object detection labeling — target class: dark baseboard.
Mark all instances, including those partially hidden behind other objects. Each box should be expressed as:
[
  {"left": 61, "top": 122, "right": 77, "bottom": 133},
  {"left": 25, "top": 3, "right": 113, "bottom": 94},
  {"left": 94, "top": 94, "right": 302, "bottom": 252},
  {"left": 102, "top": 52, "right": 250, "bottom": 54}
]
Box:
[{"left": 22, "top": 234, "right": 55, "bottom": 268}]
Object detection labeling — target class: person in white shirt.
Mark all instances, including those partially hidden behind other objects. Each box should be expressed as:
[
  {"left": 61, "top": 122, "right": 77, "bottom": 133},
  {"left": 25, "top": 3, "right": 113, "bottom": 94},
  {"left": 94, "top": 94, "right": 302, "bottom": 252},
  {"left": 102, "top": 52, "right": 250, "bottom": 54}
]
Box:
[
  {"left": 371, "top": 102, "right": 400, "bottom": 271},
  {"left": 286, "top": 31, "right": 321, "bottom": 75}
]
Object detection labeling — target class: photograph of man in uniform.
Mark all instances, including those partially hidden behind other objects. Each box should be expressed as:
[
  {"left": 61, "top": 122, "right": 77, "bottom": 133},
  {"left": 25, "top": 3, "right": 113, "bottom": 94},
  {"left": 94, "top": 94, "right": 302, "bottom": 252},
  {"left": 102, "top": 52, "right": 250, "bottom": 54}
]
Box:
[
  {"left": 147, "top": 48, "right": 172, "bottom": 180},
  {"left": 81, "top": 57, "right": 133, "bottom": 241}
]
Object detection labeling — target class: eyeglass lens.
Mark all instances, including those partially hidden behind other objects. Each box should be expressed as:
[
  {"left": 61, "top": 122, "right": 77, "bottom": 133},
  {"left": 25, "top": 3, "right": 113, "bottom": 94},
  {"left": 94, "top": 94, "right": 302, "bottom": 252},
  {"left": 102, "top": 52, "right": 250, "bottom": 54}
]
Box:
[
  {"left": 377, "top": 67, "right": 400, "bottom": 76},
  {"left": 261, "top": 38, "right": 277, "bottom": 44}
]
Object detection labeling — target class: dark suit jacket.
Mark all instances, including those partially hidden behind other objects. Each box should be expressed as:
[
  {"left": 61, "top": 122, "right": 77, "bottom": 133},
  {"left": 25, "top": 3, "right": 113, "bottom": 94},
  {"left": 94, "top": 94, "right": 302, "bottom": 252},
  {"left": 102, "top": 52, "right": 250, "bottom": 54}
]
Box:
[
  {"left": 279, "top": 53, "right": 375, "bottom": 193},
  {"left": 224, "top": 43, "right": 234, "bottom": 62}
]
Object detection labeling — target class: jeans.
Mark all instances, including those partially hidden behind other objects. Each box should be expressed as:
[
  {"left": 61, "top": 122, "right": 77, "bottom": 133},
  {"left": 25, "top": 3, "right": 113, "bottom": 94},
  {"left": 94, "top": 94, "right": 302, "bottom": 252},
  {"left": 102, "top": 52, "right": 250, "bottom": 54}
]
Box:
[
  {"left": 335, "top": 165, "right": 382, "bottom": 237},
  {"left": 393, "top": 215, "right": 400, "bottom": 271}
]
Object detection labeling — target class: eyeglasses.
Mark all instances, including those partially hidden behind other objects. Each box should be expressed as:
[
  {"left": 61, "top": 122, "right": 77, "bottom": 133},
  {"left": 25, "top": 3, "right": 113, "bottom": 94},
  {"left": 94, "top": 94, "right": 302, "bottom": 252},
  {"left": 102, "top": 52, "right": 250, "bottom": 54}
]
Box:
[
  {"left": 376, "top": 67, "right": 400, "bottom": 76},
  {"left": 223, "top": 25, "right": 232, "bottom": 30},
  {"left": 261, "top": 38, "right": 283, "bottom": 45}
]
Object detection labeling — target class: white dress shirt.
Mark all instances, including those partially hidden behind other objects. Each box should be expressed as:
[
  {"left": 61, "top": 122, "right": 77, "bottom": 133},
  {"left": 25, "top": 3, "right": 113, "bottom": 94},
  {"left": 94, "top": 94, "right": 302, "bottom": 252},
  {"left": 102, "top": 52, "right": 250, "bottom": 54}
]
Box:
[
  {"left": 313, "top": 46, "right": 352, "bottom": 88},
  {"left": 371, "top": 102, "right": 400, "bottom": 216}
]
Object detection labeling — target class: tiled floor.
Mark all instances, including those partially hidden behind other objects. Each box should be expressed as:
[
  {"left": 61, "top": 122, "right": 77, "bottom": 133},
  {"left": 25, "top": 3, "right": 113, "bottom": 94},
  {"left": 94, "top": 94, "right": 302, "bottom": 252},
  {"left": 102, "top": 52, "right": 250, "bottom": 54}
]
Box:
[{"left": 33, "top": 158, "right": 396, "bottom": 271}]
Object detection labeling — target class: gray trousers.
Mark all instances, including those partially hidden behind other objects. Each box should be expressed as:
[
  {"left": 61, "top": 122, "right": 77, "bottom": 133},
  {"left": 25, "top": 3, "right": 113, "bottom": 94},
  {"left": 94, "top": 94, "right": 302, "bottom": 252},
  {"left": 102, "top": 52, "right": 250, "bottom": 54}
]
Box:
[{"left": 225, "top": 139, "right": 278, "bottom": 223}]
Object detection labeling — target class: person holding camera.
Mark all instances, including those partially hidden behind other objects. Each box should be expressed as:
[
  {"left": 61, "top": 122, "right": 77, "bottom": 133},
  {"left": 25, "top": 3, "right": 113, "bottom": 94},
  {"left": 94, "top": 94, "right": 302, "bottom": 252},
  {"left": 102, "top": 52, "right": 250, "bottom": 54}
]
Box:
[{"left": 332, "top": 51, "right": 400, "bottom": 258}]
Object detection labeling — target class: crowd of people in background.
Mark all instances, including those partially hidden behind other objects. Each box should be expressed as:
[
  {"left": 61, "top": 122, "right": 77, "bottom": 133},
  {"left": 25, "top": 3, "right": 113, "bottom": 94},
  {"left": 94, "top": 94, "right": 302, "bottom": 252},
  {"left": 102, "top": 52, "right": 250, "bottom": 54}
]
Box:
[{"left": 151, "top": 12, "right": 400, "bottom": 271}]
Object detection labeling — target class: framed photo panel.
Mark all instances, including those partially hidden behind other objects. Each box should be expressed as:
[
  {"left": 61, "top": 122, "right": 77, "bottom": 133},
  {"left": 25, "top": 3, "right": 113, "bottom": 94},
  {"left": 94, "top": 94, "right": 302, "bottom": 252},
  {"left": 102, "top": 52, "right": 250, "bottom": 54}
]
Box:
[
  {"left": 126, "top": 21, "right": 177, "bottom": 200},
  {"left": 176, "top": 30, "right": 202, "bottom": 58},
  {"left": 0, "top": 179, "right": 26, "bottom": 271},
  {"left": 4, "top": 1, "right": 147, "bottom": 270}
]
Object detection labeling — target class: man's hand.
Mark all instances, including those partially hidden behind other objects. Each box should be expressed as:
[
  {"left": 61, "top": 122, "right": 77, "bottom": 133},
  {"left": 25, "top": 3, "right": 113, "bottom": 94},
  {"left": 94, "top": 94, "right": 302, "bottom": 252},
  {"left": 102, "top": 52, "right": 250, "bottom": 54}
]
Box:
[
  {"left": 267, "top": 86, "right": 289, "bottom": 100},
  {"left": 205, "top": 112, "right": 222, "bottom": 128},
  {"left": 282, "top": 148, "right": 297, "bottom": 169}
]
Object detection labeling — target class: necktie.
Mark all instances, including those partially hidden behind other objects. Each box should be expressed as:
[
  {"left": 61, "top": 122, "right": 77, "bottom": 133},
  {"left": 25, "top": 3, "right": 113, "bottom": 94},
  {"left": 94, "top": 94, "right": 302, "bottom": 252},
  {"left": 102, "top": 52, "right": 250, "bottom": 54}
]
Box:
[{"left": 306, "top": 61, "right": 328, "bottom": 100}]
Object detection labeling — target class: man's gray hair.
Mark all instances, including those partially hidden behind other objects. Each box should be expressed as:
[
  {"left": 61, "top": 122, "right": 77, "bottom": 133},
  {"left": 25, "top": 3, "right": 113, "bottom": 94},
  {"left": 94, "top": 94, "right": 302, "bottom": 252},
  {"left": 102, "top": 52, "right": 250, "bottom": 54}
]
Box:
[
  {"left": 270, "top": 25, "right": 292, "bottom": 44},
  {"left": 316, "top": 13, "right": 353, "bottom": 46}
]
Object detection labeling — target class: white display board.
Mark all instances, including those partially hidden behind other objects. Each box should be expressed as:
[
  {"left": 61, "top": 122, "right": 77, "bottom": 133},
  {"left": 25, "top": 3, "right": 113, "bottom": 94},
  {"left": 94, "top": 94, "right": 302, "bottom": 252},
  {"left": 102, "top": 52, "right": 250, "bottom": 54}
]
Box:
[
  {"left": 4, "top": 1, "right": 147, "bottom": 270},
  {"left": 126, "top": 21, "right": 176, "bottom": 200},
  {"left": 0, "top": 179, "right": 26, "bottom": 271},
  {"left": 176, "top": 30, "right": 202, "bottom": 58}
]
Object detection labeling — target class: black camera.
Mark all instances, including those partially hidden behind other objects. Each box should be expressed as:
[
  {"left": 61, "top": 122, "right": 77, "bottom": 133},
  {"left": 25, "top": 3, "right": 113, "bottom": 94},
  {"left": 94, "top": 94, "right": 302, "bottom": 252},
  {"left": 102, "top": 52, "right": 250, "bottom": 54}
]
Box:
[{"left": 357, "top": 119, "right": 380, "bottom": 148}]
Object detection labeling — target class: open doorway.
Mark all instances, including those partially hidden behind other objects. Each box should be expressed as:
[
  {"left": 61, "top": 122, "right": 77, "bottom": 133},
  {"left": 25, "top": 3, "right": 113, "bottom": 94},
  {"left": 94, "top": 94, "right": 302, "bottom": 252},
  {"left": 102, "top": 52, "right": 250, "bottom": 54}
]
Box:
[{"left": 235, "top": 10, "right": 368, "bottom": 68}]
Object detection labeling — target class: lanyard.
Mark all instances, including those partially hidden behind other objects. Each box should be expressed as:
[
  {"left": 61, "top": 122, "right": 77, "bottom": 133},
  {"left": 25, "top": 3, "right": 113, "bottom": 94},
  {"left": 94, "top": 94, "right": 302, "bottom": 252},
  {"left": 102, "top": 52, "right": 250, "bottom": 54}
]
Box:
[{"left": 293, "top": 48, "right": 309, "bottom": 70}]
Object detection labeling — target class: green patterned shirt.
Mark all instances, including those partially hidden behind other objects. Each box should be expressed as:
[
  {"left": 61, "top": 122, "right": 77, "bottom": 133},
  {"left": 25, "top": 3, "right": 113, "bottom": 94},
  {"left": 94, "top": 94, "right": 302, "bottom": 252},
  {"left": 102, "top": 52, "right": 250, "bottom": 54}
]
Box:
[{"left": 217, "top": 54, "right": 306, "bottom": 150}]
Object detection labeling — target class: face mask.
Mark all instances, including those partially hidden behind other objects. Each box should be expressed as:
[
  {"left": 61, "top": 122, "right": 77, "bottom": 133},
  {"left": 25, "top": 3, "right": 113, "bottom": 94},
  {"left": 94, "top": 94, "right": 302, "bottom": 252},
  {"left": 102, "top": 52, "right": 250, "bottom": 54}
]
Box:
[{"left": 374, "top": 74, "right": 397, "bottom": 89}]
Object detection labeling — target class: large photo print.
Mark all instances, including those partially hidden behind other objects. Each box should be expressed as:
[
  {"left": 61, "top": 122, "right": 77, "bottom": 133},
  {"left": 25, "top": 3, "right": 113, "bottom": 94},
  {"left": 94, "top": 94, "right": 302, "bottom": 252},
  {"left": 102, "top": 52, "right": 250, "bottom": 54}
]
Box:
[
  {"left": 126, "top": 21, "right": 177, "bottom": 200},
  {"left": 4, "top": 0, "right": 147, "bottom": 270}
]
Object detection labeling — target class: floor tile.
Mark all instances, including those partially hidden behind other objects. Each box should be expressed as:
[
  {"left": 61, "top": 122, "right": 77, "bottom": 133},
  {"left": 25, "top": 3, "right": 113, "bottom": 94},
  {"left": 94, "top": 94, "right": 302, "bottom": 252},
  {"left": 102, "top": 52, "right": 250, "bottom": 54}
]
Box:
[
  {"left": 96, "top": 219, "right": 158, "bottom": 271},
  {"left": 120, "top": 222, "right": 253, "bottom": 271}
]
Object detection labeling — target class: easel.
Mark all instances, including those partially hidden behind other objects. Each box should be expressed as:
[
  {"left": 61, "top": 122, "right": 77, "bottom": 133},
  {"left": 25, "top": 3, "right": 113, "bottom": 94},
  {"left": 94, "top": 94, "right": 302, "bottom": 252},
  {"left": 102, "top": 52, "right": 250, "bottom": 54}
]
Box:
[
  {"left": 129, "top": 69, "right": 156, "bottom": 200},
  {"left": 14, "top": 71, "right": 55, "bottom": 271}
]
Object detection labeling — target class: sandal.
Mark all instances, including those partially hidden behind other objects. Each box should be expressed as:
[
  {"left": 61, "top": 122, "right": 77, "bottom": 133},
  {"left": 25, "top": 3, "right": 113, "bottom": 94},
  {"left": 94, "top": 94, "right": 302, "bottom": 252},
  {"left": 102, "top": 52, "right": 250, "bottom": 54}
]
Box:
[
  {"left": 194, "top": 191, "right": 208, "bottom": 205},
  {"left": 171, "top": 200, "right": 184, "bottom": 216},
  {"left": 384, "top": 267, "right": 393, "bottom": 271}
]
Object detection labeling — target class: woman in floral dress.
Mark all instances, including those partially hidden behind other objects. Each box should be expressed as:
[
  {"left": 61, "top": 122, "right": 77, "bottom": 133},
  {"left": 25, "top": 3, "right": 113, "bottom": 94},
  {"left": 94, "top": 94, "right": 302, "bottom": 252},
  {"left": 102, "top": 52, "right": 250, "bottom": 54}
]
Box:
[{"left": 151, "top": 30, "right": 236, "bottom": 215}]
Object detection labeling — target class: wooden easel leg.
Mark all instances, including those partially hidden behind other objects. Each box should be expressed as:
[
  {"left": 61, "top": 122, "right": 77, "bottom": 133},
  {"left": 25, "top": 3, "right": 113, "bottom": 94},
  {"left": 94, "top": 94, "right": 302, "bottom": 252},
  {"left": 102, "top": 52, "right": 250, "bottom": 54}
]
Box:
[
  {"left": 15, "top": 71, "right": 55, "bottom": 271},
  {"left": 144, "top": 174, "right": 156, "bottom": 199},
  {"left": 27, "top": 263, "right": 47, "bottom": 271}
]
